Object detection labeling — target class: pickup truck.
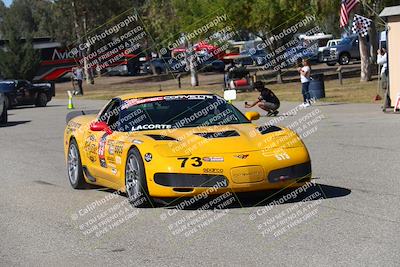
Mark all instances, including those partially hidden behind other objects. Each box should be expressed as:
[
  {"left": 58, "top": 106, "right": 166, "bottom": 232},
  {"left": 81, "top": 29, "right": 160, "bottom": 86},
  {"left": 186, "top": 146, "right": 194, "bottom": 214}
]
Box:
[
  {"left": 0, "top": 92, "right": 7, "bottom": 125},
  {"left": 320, "top": 36, "right": 360, "bottom": 66},
  {"left": 0, "top": 80, "right": 55, "bottom": 109}
]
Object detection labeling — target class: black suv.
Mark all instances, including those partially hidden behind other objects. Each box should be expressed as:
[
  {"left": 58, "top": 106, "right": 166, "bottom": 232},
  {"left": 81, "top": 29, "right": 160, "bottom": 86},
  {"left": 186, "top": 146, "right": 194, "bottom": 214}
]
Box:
[{"left": 0, "top": 80, "right": 55, "bottom": 109}]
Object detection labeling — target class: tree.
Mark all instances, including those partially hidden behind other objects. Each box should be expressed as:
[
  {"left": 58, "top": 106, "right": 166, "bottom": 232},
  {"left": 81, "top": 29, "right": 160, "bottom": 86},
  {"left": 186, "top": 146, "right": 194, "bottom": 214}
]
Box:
[
  {"left": 51, "top": 0, "right": 138, "bottom": 83},
  {"left": 0, "top": 0, "right": 41, "bottom": 80},
  {"left": 317, "top": 0, "right": 397, "bottom": 82}
]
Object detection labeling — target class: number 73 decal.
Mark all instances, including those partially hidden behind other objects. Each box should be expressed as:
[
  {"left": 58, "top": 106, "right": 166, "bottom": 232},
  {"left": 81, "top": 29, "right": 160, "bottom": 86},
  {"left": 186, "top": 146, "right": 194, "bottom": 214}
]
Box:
[{"left": 177, "top": 157, "right": 203, "bottom": 167}]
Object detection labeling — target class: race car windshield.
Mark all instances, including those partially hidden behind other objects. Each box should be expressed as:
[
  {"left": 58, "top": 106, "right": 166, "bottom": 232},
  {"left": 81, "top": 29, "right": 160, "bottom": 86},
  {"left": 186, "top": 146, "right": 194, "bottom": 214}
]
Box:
[{"left": 118, "top": 95, "right": 250, "bottom": 132}]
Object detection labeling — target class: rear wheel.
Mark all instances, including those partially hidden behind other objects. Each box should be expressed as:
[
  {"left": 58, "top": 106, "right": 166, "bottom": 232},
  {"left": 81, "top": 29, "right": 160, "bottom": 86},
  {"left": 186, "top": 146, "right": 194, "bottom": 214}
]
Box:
[
  {"left": 4, "top": 96, "right": 11, "bottom": 110},
  {"left": 339, "top": 53, "right": 350, "bottom": 65},
  {"left": 154, "top": 67, "right": 162, "bottom": 75},
  {"left": 125, "top": 148, "right": 153, "bottom": 207},
  {"left": 0, "top": 105, "right": 7, "bottom": 125},
  {"left": 67, "top": 139, "right": 87, "bottom": 189},
  {"left": 35, "top": 92, "right": 48, "bottom": 107}
]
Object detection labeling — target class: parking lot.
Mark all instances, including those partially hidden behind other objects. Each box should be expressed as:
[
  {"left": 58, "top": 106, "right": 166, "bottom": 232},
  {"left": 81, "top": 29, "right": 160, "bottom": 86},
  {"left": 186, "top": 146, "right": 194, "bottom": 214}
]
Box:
[{"left": 1, "top": 99, "right": 399, "bottom": 266}]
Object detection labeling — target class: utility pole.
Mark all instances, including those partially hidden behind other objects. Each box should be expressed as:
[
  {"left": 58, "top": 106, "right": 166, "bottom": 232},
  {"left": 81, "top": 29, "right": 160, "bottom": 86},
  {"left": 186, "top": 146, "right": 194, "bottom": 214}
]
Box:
[
  {"left": 188, "top": 41, "right": 199, "bottom": 87},
  {"left": 82, "top": 11, "right": 94, "bottom": 84}
]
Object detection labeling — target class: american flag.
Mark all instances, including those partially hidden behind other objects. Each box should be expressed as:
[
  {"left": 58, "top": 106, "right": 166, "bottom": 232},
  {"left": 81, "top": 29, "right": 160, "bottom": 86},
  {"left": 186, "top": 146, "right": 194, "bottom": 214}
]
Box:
[{"left": 340, "top": 0, "right": 360, "bottom": 28}]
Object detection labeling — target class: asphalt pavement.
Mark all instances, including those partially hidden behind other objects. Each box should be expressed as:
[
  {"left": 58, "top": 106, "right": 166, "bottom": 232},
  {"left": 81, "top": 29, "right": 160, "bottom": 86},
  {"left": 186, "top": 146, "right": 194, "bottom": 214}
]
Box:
[{"left": 0, "top": 98, "right": 399, "bottom": 266}]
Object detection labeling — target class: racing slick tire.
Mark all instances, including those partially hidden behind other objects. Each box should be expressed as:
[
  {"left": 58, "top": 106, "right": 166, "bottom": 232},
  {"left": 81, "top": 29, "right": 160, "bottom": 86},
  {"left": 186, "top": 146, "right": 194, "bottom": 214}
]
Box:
[
  {"left": 4, "top": 96, "right": 11, "bottom": 110},
  {"left": 154, "top": 67, "right": 162, "bottom": 75},
  {"left": 35, "top": 92, "right": 48, "bottom": 107},
  {"left": 67, "top": 139, "right": 87, "bottom": 189},
  {"left": 0, "top": 105, "right": 7, "bottom": 125},
  {"left": 125, "top": 147, "right": 153, "bottom": 208}
]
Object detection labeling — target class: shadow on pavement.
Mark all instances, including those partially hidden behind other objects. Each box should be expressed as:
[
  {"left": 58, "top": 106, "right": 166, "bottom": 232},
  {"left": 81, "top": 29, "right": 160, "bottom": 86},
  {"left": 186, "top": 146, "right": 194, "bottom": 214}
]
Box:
[
  {"left": 313, "top": 102, "right": 348, "bottom": 107},
  {"left": 0, "top": 120, "right": 31, "bottom": 127},
  {"left": 158, "top": 183, "right": 351, "bottom": 210},
  {"left": 10, "top": 104, "right": 64, "bottom": 110},
  {"left": 89, "top": 182, "right": 351, "bottom": 210}
]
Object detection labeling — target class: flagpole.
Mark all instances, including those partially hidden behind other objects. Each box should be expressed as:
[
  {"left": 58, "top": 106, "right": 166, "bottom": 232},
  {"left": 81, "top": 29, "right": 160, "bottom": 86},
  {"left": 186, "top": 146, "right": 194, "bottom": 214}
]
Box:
[
  {"left": 360, "top": 0, "right": 387, "bottom": 27},
  {"left": 359, "top": 0, "right": 387, "bottom": 98}
]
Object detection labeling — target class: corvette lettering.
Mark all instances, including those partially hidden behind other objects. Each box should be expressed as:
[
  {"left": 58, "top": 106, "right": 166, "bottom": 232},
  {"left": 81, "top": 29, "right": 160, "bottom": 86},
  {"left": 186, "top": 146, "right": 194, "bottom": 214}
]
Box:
[{"left": 164, "top": 95, "right": 213, "bottom": 100}]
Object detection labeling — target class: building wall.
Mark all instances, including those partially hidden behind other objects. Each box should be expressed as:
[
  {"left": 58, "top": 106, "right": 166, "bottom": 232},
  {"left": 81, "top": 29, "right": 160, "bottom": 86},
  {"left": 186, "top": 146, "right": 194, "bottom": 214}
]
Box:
[{"left": 388, "top": 16, "right": 400, "bottom": 103}]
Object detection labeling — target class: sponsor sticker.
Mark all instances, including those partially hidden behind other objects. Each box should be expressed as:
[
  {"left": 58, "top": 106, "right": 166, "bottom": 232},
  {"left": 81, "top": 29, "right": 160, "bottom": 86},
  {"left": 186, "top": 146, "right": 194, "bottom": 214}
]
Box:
[
  {"left": 121, "top": 97, "right": 164, "bottom": 110},
  {"left": 203, "top": 168, "right": 223, "bottom": 174},
  {"left": 132, "top": 124, "right": 172, "bottom": 131},
  {"left": 108, "top": 140, "right": 115, "bottom": 155},
  {"left": 234, "top": 154, "right": 249, "bottom": 159},
  {"left": 202, "top": 157, "right": 224, "bottom": 162},
  {"left": 144, "top": 153, "right": 152, "bottom": 162},
  {"left": 164, "top": 95, "right": 213, "bottom": 100},
  {"left": 98, "top": 133, "right": 108, "bottom": 168}
]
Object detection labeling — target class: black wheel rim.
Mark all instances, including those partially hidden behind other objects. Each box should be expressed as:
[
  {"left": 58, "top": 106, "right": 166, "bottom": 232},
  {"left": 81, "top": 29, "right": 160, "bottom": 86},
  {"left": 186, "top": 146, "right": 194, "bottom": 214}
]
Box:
[{"left": 68, "top": 144, "right": 79, "bottom": 184}]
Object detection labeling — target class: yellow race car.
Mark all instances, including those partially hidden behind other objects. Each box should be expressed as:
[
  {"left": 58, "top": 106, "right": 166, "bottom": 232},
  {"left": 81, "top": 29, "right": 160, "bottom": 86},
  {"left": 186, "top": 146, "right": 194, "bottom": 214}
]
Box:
[{"left": 64, "top": 90, "right": 311, "bottom": 207}]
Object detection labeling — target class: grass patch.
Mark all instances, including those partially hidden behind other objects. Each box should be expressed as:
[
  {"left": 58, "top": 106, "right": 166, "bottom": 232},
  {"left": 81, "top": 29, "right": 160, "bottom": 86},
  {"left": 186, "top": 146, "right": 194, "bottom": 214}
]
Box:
[{"left": 55, "top": 73, "right": 380, "bottom": 103}]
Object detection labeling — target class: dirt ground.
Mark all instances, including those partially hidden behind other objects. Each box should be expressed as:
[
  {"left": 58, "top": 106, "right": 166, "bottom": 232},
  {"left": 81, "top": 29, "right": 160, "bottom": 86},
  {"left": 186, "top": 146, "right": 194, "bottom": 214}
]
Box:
[{"left": 54, "top": 62, "right": 381, "bottom": 103}]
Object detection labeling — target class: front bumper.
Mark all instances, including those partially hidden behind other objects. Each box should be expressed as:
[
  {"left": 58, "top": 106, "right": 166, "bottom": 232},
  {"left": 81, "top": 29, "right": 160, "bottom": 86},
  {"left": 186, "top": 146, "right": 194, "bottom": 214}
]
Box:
[
  {"left": 145, "top": 147, "right": 311, "bottom": 198},
  {"left": 321, "top": 51, "right": 338, "bottom": 62}
]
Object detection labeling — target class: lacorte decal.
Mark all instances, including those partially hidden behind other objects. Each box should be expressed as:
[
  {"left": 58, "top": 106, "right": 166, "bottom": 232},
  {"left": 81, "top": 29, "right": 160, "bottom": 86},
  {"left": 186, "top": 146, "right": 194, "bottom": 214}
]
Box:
[{"left": 132, "top": 124, "right": 172, "bottom": 131}]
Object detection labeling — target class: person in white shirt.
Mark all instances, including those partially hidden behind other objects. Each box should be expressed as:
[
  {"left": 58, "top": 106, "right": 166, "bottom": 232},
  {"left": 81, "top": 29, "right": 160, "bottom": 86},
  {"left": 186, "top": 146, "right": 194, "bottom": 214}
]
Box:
[
  {"left": 377, "top": 48, "right": 389, "bottom": 109},
  {"left": 377, "top": 48, "right": 387, "bottom": 76},
  {"left": 377, "top": 49, "right": 388, "bottom": 87},
  {"left": 298, "top": 58, "right": 311, "bottom": 107},
  {"left": 72, "top": 65, "right": 84, "bottom": 95}
]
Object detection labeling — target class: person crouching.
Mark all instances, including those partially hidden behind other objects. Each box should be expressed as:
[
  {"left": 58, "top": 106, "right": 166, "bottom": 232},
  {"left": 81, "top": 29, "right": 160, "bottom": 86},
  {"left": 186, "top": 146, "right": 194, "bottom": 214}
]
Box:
[{"left": 245, "top": 81, "right": 280, "bottom": 116}]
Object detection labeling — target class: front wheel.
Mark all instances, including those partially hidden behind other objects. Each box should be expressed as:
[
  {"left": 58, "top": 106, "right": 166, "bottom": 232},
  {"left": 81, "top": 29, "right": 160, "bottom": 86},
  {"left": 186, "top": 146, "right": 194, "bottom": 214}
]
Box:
[
  {"left": 67, "top": 139, "right": 87, "bottom": 189},
  {"left": 35, "top": 92, "right": 48, "bottom": 107},
  {"left": 125, "top": 148, "right": 153, "bottom": 207}
]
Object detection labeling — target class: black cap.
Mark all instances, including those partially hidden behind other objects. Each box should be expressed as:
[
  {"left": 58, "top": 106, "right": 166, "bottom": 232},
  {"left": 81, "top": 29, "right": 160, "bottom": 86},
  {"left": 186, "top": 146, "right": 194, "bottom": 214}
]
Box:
[{"left": 254, "top": 81, "right": 265, "bottom": 89}]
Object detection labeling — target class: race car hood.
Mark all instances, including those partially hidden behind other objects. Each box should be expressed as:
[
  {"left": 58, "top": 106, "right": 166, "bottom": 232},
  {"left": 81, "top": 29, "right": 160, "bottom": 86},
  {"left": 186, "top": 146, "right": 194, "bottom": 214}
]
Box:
[{"left": 130, "top": 123, "right": 303, "bottom": 156}]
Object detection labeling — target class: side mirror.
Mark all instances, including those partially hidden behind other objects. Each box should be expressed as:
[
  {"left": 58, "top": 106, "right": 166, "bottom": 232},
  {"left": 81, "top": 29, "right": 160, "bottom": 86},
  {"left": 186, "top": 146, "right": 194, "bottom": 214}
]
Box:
[
  {"left": 245, "top": 111, "right": 260, "bottom": 121},
  {"left": 90, "top": 121, "right": 113, "bottom": 134}
]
